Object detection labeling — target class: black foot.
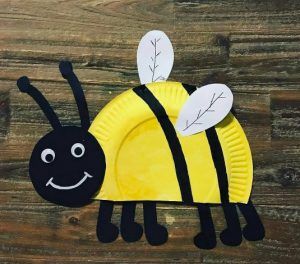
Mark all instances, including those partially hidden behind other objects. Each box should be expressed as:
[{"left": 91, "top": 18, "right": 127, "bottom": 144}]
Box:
[
  {"left": 194, "top": 232, "right": 217, "bottom": 250},
  {"left": 238, "top": 200, "right": 265, "bottom": 242},
  {"left": 220, "top": 228, "right": 242, "bottom": 246},
  {"left": 146, "top": 224, "right": 168, "bottom": 246},
  {"left": 97, "top": 223, "right": 119, "bottom": 243},
  {"left": 121, "top": 222, "right": 143, "bottom": 242},
  {"left": 243, "top": 224, "right": 265, "bottom": 241}
]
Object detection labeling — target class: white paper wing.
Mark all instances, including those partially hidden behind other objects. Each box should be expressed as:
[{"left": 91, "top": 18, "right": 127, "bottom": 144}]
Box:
[
  {"left": 175, "top": 84, "right": 234, "bottom": 136},
  {"left": 137, "top": 30, "right": 174, "bottom": 85}
]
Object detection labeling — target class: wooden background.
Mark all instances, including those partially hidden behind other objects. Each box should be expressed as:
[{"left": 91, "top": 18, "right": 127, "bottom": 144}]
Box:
[{"left": 0, "top": 0, "right": 299, "bottom": 263}]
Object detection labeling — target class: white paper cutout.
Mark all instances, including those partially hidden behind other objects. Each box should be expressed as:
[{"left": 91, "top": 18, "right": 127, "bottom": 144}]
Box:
[
  {"left": 137, "top": 30, "right": 174, "bottom": 84},
  {"left": 175, "top": 84, "right": 233, "bottom": 136}
]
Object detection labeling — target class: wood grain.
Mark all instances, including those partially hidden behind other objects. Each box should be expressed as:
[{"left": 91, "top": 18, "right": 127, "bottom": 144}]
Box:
[{"left": 0, "top": 0, "right": 299, "bottom": 263}]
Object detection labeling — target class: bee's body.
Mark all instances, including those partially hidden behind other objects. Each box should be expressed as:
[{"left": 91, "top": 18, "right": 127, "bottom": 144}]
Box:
[{"left": 90, "top": 82, "right": 252, "bottom": 204}]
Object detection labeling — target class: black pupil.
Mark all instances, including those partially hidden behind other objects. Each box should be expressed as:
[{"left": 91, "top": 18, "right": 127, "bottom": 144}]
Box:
[
  {"left": 45, "top": 154, "right": 53, "bottom": 162},
  {"left": 75, "top": 147, "right": 82, "bottom": 155}
]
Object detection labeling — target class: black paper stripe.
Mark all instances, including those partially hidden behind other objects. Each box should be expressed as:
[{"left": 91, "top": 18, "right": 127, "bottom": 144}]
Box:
[
  {"left": 182, "top": 83, "right": 229, "bottom": 203},
  {"left": 133, "top": 85, "right": 193, "bottom": 204}
]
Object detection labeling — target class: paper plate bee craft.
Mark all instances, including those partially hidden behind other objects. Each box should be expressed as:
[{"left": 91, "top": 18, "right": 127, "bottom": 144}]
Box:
[{"left": 17, "top": 30, "right": 264, "bottom": 249}]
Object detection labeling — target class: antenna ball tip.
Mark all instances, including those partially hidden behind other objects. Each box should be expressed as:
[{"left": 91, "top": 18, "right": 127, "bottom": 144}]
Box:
[
  {"left": 59, "top": 60, "right": 73, "bottom": 78},
  {"left": 17, "top": 76, "right": 31, "bottom": 93}
]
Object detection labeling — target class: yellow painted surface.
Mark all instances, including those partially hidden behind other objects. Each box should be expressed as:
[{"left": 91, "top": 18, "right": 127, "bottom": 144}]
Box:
[
  {"left": 89, "top": 82, "right": 253, "bottom": 203},
  {"left": 146, "top": 82, "right": 221, "bottom": 203},
  {"left": 216, "top": 114, "right": 253, "bottom": 203},
  {"left": 89, "top": 86, "right": 181, "bottom": 201}
]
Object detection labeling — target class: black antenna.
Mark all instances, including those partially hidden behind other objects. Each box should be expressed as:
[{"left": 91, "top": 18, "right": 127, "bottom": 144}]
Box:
[
  {"left": 17, "top": 76, "right": 62, "bottom": 130},
  {"left": 59, "top": 61, "right": 90, "bottom": 130}
]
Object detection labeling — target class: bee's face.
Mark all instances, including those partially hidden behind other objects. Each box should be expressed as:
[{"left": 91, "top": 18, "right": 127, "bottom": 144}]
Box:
[{"left": 29, "top": 126, "right": 105, "bottom": 207}]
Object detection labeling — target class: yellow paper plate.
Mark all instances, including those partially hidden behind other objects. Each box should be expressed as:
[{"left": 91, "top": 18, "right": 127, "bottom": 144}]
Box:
[{"left": 89, "top": 82, "right": 253, "bottom": 204}]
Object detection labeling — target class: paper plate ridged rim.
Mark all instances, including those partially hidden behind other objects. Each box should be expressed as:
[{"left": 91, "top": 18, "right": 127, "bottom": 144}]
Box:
[{"left": 216, "top": 114, "right": 253, "bottom": 203}]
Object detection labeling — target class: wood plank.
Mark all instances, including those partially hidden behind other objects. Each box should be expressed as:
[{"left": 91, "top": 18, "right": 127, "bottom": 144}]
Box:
[
  {"left": 174, "top": 1, "right": 300, "bottom": 89},
  {"left": 271, "top": 90, "right": 300, "bottom": 139},
  {"left": 0, "top": 91, "right": 10, "bottom": 140},
  {"left": 174, "top": 0, "right": 300, "bottom": 34},
  {"left": 0, "top": 0, "right": 299, "bottom": 263}
]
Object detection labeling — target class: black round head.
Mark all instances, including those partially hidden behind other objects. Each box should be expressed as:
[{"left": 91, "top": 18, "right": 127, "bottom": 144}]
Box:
[{"left": 29, "top": 126, "right": 105, "bottom": 207}]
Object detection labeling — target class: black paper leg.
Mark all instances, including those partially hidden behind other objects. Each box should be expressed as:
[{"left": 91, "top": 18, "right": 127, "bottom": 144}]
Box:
[
  {"left": 220, "top": 203, "right": 242, "bottom": 246},
  {"left": 238, "top": 200, "right": 265, "bottom": 241},
  {"left": 194, "top": 204, "right": 217, "bottom": 249},
  {"left": 96, "top": 201, "right": 119, "bottom": 243},
  {"left": 143, "top": 202, "right": 168, "bottom": 246},
  {"left": 120, "top": 202, "right": 143, "bottom": 242}
]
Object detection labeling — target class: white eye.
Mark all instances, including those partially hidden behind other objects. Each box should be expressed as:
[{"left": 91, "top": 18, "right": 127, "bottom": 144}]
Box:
[
  {"left": 71, "top": 143, "right": 85, "bottom": 158},
  {"left": 41, "top": 149, "right": 55, "bottom": 163}
]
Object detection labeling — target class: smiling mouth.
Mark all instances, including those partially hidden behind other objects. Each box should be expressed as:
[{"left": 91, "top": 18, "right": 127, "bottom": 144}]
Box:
[{"left": 46, "top": 171, "right": 93, "bottom": 190}]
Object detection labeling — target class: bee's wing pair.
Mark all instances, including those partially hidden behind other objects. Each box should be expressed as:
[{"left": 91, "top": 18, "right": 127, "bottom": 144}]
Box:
[{"left": 137, "top": 30, "right": 233, "bottom": 136}]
